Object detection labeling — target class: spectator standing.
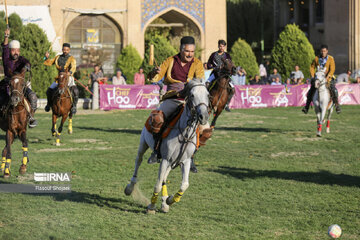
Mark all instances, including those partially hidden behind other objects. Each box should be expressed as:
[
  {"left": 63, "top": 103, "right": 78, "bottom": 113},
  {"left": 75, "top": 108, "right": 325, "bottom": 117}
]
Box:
[
  {"left": 203, "top": 62, "right": 212, "bottom": 81},
  {"left": 231, "top": 66, "right": 246, "bottom": 85},
  {"left": 271, "top": 77, "right": 282, "bottom": 85},
  {"left": 133, "top": 67, "right": 145, "bottom": 85},
  {"left": 112, "top": 69, "right": 127, "bottom": 85},
  {"left": 268, "top": 68, "right": 282, "bottom": 84},
  {"left": 249, "top": 75, "right": 263, "bottom": 85},
  {"left": 259, "top": 64, "right": 267, "bottom": 82},
  {"left": 336, "top": 70, "right": 352, "bottom": 84},
  {"left": 290, "top": 65, "right": 304, "bottom": 84},
  {"left": 89, "top": 65, "right": 107, "bottom": 91}
]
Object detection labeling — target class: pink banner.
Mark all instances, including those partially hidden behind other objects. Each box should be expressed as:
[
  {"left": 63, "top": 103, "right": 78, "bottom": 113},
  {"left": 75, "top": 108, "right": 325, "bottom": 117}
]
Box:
[
  {"left": 100, "top": 84, "right": 360, "bottom": 110},
  {"left": 100, "top": 85, "right": 161, "bottom": 110},
  {"left": 229, "top": 84, "right": 360, "bottom": 109}
]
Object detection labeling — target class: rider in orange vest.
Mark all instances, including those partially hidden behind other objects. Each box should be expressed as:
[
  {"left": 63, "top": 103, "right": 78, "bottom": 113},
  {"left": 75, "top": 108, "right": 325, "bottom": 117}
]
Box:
[{"left": 302, "top": 44, "right": 341, "bottom": 114}]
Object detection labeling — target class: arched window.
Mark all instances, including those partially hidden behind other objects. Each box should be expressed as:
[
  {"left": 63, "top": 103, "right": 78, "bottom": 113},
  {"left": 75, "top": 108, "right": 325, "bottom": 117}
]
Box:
[{"left": 66, "top": 15, "right": 122, "bottom": 74}]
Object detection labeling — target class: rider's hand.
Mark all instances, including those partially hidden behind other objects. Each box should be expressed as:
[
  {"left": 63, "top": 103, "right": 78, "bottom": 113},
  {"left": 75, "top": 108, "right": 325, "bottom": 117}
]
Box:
[
  {"left": 45, "top": 51, "right": 50, "bottom": 59},
  {"left": 4, "top": 28, "right": 10, "bottom": 38},
  {"left": 147, "top": 67, "right": 160, "bottom": 81}
]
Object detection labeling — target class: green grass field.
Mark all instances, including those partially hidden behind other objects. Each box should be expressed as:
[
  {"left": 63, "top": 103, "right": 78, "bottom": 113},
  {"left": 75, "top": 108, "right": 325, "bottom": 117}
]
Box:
[{"left": 0, "top": 106, "right": 359, "bottom": 240}]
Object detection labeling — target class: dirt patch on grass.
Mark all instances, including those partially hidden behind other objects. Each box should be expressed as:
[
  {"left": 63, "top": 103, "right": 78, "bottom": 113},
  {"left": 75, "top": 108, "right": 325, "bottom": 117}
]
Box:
[
  {"left": 35, "top": 146, "right": 113, "bottom": 153},
  {"left": 294, "top": 137, "right": 322, "bottom": 142},
  {"left": 71, "top": 139, "right": 100, "bottom": 143},
  {"left": 271, "top": 152, "right": 319, "bottom": 158}
]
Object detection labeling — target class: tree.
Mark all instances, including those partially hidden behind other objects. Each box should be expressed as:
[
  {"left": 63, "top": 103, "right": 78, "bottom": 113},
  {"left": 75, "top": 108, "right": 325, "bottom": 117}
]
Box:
[
  {"left": 227, "top": 0, "right": 274, "bottom": 62},
  {"left": 115, "top": 44, "right": 142, "bottom": 84},
  {"left": 18, "top": 23, "right": 57, "bottom": 98},
  {"left": 230, "top": 38, "right": 259, "bottom": 79},
  {"left": 142, "top": 35, "right": 177, "bottom": 79},
  {"left": 270, "top": 24, "right": 315, "bottom": 81},
  {"left": 0, "top": 12, "right": 56, "bottom": 98}
]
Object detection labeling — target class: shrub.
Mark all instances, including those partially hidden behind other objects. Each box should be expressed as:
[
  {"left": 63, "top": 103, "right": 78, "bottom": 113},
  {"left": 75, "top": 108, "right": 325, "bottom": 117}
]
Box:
[
  {"left": 270, "top": 24, "right": 315, "bottom": 81},
  {"left": 115, "top": 44, "right": 142, "bottom": 84},
  {"left": 18, "top": 23, "right": 57, "bottom": 98},
  {"left": 230, "top": 38, "right": 259, "bottom": 79}
]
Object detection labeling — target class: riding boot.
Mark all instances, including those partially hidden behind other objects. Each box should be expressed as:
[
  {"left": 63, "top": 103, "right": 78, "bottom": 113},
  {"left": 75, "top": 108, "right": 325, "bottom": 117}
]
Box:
[
  {"left": 25, "top": 88, "right": 38, "bottom": 128},
  {"left": 70, "top": 86, "right": 79, "bottom": 114},
  {"left": 45, "top": 87, "right": 54, "bottom": 112},
  {"left": 148, "top": 133, "right": 161, "bottom": 164},
  {"left": 225, "top": 86, "right": 235, "bottom": 112},
  {"left": 302, "top": 84, "right": 316, "bottom": 114},
  {"left": 330, "top": 81, "right": 341, "bottom": 114}
]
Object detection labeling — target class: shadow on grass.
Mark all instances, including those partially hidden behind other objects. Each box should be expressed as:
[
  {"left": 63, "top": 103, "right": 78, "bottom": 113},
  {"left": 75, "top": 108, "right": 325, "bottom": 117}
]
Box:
[
  {"left": 213, "top": 166, "right": 360, "bottom": 187},
  {"left": 215, "top": 127, "right": 273, "bottom": 133},
  {"left": 24, "top": 190, "right": 147, "bottom": 214},
  {"left": 75, "top": 126, "right": 141, "bottom": 135}
]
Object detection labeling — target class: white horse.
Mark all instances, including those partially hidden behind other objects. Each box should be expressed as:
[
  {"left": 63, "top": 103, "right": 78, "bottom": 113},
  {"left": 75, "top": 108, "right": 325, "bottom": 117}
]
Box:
[
  {"left": 125, "top": 79, "right": 209, "bottom": 213},
  {"left": 312, "top": 66, "right": 334, "bottom": 137}
]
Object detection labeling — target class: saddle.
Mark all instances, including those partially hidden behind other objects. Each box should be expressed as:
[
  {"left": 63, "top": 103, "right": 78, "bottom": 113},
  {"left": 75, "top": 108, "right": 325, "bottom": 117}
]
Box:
[
  {"left": 145, "top": 105, "right": 184, "bottom": 139},
  {"left": 145, "top": 105, "right": 213, "bottom": 149}
]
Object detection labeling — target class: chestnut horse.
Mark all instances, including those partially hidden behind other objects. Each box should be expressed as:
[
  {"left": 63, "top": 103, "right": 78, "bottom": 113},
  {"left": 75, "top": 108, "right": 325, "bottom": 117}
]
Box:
[
  {"left": 0, "top": 69, "right": 30, "bottom": 178},
  {"left": 51, "top": 71, "right": 73, "bottom": 146},
  {"left": 208, "top": 58, "right": 236, "bottom": 127}
]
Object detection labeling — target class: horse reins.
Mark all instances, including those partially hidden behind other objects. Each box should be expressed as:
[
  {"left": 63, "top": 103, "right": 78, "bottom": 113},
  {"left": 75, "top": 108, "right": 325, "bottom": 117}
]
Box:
[{"left": 171, "top": 84, "right": 209, "bottom": 169}]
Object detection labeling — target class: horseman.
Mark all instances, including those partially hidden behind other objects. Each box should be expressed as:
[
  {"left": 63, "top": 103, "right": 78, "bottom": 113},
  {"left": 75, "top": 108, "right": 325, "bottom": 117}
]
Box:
[
  {"left": 206, "top": 39, "right": 234, "bottom": 112},
  {"left": 0, "top": 28, "right": 38, "bottom": 128},
  {"left": 43, "top": 43, "right": 79, "bottom": 114},
  {"left": 302, "top": 44, "right": 341, "bottom": 114},
  {"left": 147, "top": 36, "right": 205, "bottom": 172}
]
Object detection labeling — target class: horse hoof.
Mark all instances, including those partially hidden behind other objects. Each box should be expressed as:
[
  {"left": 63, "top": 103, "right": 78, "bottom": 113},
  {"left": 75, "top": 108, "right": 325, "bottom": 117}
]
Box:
[
  {"left": 326, "top": 128, "right": 330, "bottom": 133},
  {"left": 3, "top": 173, "right": 10, "bottom": 179},
  {"left": 161, "top": 197, "right": 170, "bottom": 213},
  {"left": 68, "top": 130, "right": 73, "bottom": 134},
  {"left": 124, "top": 183, "right": 135, "bottom": 196},
  {"left": 317, "top": 133, "right": 322, "bottom": 137},
  {"left": 146, "top": 209, "right": 156, "bottom": 214},
  {"left": 166, "top": 195, "right": 174, "bottom": 206},
  {"left": 56, "top": 142, "right": 61, "bottom": 146},
  {"left": 146, "top": 204, "right": 156, "bottom": 214},
  {"left": 19, "top": 165, "right": 27, "bottom": 174}
]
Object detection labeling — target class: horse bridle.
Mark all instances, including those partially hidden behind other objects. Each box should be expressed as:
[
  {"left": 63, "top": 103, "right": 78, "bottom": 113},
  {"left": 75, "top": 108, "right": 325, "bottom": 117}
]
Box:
[
  {"left": 186, "top": 84, "right": 210, "bottom": 120},
  {"left": 10, "top": 76, "right": 26, "bottom": 106}
]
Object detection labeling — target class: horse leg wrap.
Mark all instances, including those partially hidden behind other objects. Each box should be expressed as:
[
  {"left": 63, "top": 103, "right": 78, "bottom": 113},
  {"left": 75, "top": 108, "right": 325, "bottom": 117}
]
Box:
[
  {"left": 151, "top": 192, "right": 159, "bottom": 205},
  {"left": 326, "top": 120, "right": 330, "bottom": 128},
  {"left": 4, "top": 159, "right": 11, "bottom": 175},
  {"left": 0, "top": 157, "right": 5, "bottom": 173},
  {"left": 68, "top": 119, "right": 73, "bottom": 132},
  {"left": 167, "top": 191, "right": 184, "bottom": 205},
  {"left": 22, "top": 147, "right": 29, "bottom": 165},
  {"left": 161, "top": 184, "right": 168, "bottom": 197},
  {"left": 317, "top": 124, "right": 322, "bottom": 132}
]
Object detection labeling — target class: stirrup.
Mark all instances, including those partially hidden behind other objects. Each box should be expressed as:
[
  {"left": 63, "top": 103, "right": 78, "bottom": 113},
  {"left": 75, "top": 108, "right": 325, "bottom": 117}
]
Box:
[{"left": 147, "top": 151, "right": 160, "bottom": 164}]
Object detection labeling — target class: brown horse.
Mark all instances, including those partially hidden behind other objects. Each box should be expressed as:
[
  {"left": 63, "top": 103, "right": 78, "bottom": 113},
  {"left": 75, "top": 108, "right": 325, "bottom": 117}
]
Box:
[
  {"left": 208, "top": 58, "right": 236, "bottom": 127},
  {"left": 0, "top": 69, "right": 30, "bottom": 178},
  {"left": 51, "top": 71, "right": 73, "bottom": 146}
]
